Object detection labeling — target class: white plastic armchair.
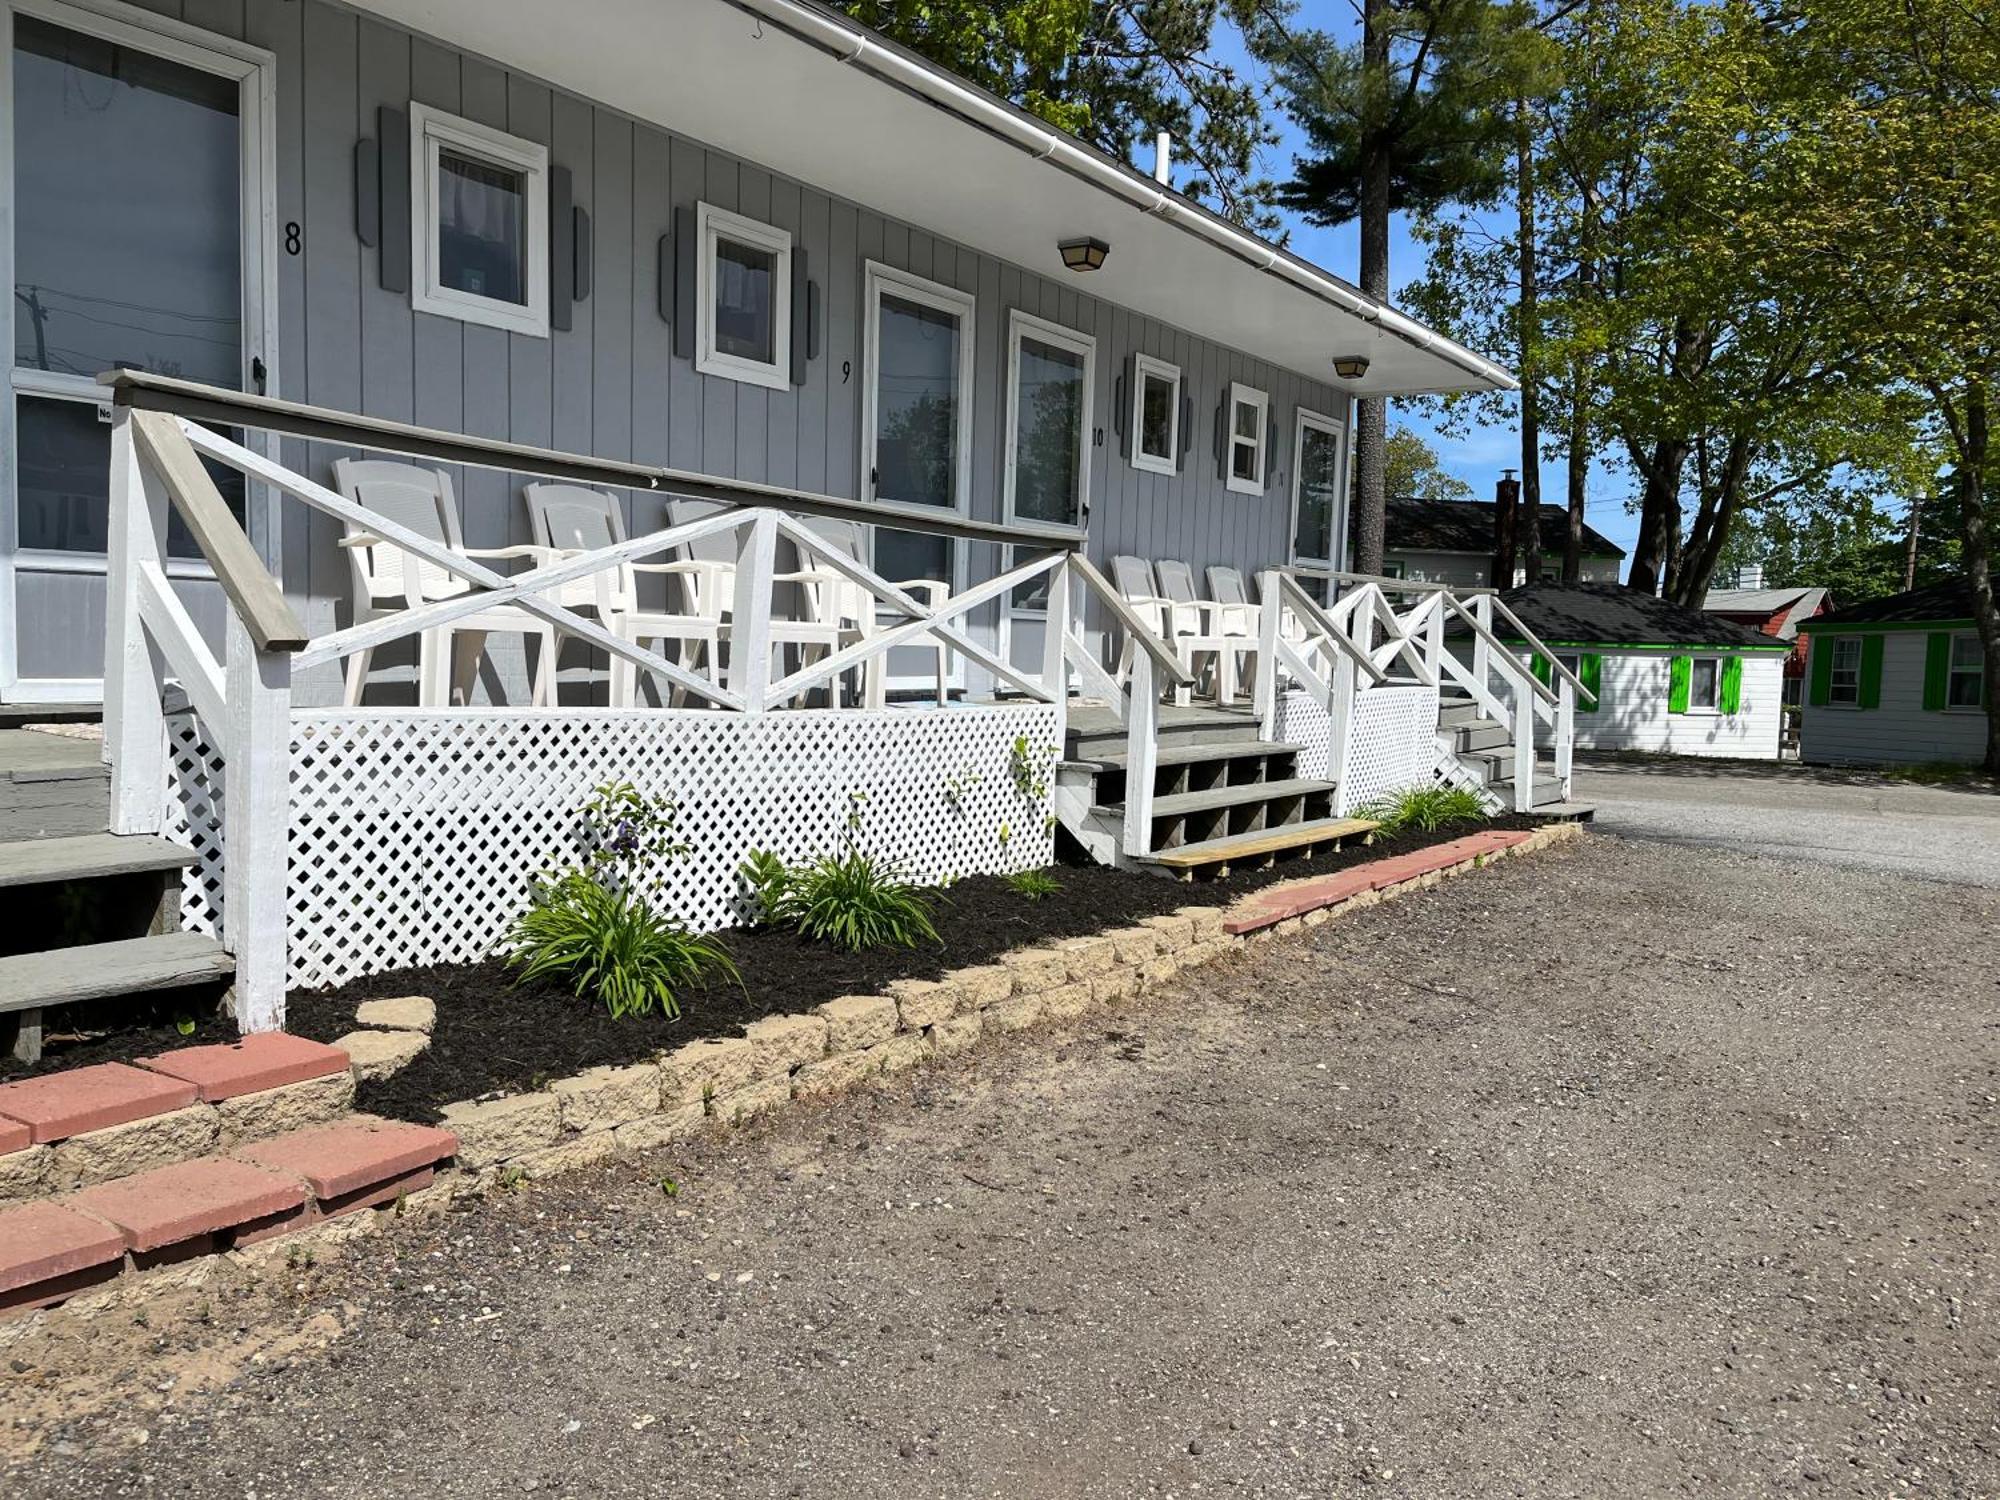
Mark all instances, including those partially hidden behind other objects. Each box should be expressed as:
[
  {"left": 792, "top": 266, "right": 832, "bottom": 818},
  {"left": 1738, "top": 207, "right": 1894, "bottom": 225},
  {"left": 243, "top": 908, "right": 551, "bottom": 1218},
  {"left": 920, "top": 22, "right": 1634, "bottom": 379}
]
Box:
[
  {"left": 333, "top": 458, "right": 556, "bottom": 708},
  {"left": 1111, "top": 554, "right": 1174, "bottom": 690},
  {"left": 802, "top": 521, "right": 952, "bottom": 708},
  {"left": 1154, "top": 559, "right": 1237, "bottom": 706},
  {"left": 524, "top": 484, "right": 725, "bottom": 706},
  {"left": 1205, "top": 565, "right": 1266, "bottom": 705}
]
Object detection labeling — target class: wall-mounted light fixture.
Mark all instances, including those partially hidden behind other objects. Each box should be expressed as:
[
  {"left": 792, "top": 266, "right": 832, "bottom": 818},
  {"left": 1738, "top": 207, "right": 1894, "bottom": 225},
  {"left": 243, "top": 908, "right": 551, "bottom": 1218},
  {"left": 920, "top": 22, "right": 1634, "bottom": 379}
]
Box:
[
  {"left": 1332, "top": 354, "right": 1371, "bottom": 380},
  {"left": 1058, "top": 237, "right": 1110, "bottom": 273}
]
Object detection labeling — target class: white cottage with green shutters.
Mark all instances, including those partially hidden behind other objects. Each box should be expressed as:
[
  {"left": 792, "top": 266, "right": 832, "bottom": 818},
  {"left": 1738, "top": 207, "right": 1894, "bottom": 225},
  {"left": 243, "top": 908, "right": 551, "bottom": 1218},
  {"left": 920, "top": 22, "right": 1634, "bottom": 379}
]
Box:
[
  {"left": 1800, "top": 581, "right": 1991, "bottom": 766},
  {"left": 1452, "top": 583, "right": 1790, "bottom": 760}
]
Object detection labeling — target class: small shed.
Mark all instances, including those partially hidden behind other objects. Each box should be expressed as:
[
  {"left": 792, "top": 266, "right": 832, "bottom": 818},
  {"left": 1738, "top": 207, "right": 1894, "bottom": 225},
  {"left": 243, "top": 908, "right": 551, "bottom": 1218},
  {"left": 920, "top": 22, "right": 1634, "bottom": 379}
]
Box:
[
  {"left": 1799, "top": 581, "right": 1989, "bottom": 765},
  {"left": 1457, "top": 584, "right": 1792, "bottom": 759}
]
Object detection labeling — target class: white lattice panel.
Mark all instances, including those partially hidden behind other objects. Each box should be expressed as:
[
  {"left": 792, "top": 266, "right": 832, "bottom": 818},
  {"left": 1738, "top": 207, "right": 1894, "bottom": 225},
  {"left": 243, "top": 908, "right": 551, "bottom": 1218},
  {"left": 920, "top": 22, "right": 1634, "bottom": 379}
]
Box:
[
  {"left": 1273, "top": 688, "right": 1334, "bottom": 782},
  {"left": 1343, "top": 686, "right": 1439, "bottom": 811},
  {"left": 167, "top": 705, "right": 1059, "bottom": 992},
  {"left": 164, "top": 717, "right": 227, "bottom": 940},
  {"left": 1432, "top": 734, "right": 1504, "bottom": 812}
]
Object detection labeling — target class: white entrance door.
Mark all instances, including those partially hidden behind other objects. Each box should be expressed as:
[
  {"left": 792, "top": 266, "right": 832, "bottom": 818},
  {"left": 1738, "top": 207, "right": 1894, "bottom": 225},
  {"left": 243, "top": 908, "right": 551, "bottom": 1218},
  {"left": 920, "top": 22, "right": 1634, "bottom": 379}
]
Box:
[
  {"left": 0, "top": 0, "right": 274, "bottom": 703},
  {"left": 1291, "top": 406, "right": 1349, "bottom": 601}
]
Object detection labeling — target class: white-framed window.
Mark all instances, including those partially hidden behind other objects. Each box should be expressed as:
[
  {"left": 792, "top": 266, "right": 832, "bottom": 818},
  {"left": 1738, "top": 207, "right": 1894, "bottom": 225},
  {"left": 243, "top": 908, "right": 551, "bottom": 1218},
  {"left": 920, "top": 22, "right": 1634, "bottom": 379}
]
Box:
[
  {"left": 694, "top": 201, "right": 791, "bottom": 391},
  {"left": 1131, "top": 353, "right": 1180, "bottom": 474},
  {"left": 1687, "top": 654, "right": 1722, "bottom": 712},
  {"left": 1380, "top": 559, "right": 1407, "bottom": 579},
  {"left": 1226, "top": 382, "right": 1269, "bottom": 495},
  {"left": 410, "top": 103, "right": 548, "bottom": 338},
  {"left": 1948, "top": 632, "right": 1984, "bottom": 709},
  {"left": 862, "top": 261, "right": 975, "bottom": 603},
  {"left": 1291, "top": 406, "right": 1347, "bottom": 569},
  {"left": 1004, "top": 310, "right": 1093, "bottom": 538},
  {"left": 1828, "top": 636, "right": 1862, "bottom": 706}
]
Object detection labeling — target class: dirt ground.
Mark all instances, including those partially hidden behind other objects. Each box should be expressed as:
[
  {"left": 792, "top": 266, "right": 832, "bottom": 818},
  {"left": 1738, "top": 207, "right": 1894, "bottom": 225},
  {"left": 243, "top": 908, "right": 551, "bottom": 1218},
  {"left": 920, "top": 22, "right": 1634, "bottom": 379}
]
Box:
[{"left": 4, "top": 830, "right": 1997, "bottom": 1499}]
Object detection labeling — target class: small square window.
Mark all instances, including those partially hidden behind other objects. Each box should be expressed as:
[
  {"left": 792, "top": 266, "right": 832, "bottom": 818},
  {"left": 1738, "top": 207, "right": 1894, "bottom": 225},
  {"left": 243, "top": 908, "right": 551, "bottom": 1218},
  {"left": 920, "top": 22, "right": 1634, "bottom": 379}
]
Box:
[
  {"left": 696, "top": 202, "right": 791, "bottom": 391},
  {"left": 1131, "top": 354, "right": 1180, "bottom": 474},
  {"left": 411, "top": 103, "right": 548, "bottom": 338},
  {"left": 1226, "top": 382, "right": 1269, "bottom": 495},
  {"left": 1948, "top": 632, "right": 1984, "bottom": 709},
  {"left": 1828, "top": 637, "right": 1862, "bottom": 706},
  {"left": 1689, "top": 656, "right": 1720, "bottom": 711}
]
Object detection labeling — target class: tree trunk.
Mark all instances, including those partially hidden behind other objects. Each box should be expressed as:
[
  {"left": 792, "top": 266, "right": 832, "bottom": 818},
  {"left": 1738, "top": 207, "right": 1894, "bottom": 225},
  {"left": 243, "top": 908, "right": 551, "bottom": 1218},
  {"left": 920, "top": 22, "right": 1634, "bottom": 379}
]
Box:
[
  {"left": 1951, "top": 381, "right": 2000, "bottom": 773},
  {"left": 1351, "top": 0, "right": 1391, "bottom": 577},
  {"left": 1670, "top": 431, "right": 1753, "bottom": 605},
  {"left": 1563, "top": 375, "right": 1588, "bottom": 583},
  {"left": 1493, "top": 474, "right": 1520, "bottom": 588},
  {"left": 1515, "top": 99, "right": 1542, "bottom": 583},
  {"left": 1903, "top": 497, "right": 1921, "bottom": 591},
  {"left": 1623, "top": 438, "right": 1688, "bottom": 595}
]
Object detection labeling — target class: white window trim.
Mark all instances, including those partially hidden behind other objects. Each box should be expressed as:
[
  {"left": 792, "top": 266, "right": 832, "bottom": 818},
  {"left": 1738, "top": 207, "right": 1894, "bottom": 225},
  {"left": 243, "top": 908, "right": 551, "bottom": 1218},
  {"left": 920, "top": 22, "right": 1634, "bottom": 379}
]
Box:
[
  {"left": 694, "top": 201, "right": 791, "bottom": 392},
  {"left": 1130, "top": 352, "right": 1180, "bottom": 475},
  {"left": 1002, "top": 309, "right": 1094, "bottom": 545},
  {"left": 1289, "top": 405, "right": 1347, "bottom": 569},
  {"left": 861, "top": 261, "right": 975, "bottom": 529},
  {"left": 410, "top": 101, "right": 549, "bottom": 339},
  {"left": 1825, "top": 635, "right": 1863, "bottom": 709},
  {"left": 1946, "top": 629, "right": 1985, "bottom": 712},
  {"left": 1685, "top": 653, "right": 1724, "bottom": 715},
  {"left": 1226, "top": 382, "right": 1270, "bottom": 496}
]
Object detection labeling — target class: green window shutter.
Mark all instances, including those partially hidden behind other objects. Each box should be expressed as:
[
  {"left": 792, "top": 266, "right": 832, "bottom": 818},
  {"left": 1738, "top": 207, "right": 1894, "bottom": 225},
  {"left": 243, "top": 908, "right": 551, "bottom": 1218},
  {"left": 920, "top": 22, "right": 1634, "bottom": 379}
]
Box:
[
  {"left": 1720, "top": 655, "right": 1743, "bottom": 714},
  {"left": 1667, "top": 654, "right": 1691, "bottom": 714},
  {"left": 1859, "top": 634, "right": 1885, "bottom": 708},
  {"left": 1922, "top": 631, "right": 1950, "bottom": 711},
  {"left": 1531, "top": 654, "right": 1552, "bottom": 689},
  {"left": 1578, "top": 652, "right": 1602, "bottom": 713},
  {"left": 1808, "top": 637, "right": 1834, "bottom": 706}
]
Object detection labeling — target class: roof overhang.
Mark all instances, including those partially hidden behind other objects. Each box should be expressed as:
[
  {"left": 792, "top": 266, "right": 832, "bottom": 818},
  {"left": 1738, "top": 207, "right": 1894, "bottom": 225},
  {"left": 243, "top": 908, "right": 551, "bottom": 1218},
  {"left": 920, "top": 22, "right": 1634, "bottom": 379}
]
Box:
[{"left": 344, "top": 0, "right": 1515, "bottom": 398}]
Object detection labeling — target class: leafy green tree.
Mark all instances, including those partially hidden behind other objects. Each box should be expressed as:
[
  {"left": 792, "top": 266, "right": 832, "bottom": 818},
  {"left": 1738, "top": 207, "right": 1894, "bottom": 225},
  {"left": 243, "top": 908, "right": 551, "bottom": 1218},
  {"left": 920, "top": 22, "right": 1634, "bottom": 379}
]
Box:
[
  {"left": 1382, "top": 424, "right": 1474, "bottom": 500},
  {"left": 831, "top": 0, "right": 1279, "bottom": 227},
  {"left": 1249, "top": 0, "right": 1549, "bottom": 576}
]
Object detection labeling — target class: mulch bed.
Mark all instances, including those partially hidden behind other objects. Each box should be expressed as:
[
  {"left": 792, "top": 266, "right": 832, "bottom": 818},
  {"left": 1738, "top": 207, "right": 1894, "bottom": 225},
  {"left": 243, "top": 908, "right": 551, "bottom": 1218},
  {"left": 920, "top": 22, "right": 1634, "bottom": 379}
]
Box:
[
  {"left": 0, "top": 815, "right": 1547, "bottom": 1107},
  {"left": 283, "top": 814, "right": 1548, "bottom": 1122}
]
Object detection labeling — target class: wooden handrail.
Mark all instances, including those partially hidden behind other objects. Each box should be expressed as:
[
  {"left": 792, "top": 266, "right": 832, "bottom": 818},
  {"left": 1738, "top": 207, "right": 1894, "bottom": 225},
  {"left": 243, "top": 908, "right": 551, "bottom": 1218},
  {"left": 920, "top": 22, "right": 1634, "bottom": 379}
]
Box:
[
  {"left": 128, "top": 409, "right": 308, "bottom": 654},
  {"left": 1311, "top": 567, "right": 1499, "bottom": 597},
  {"left": 1487, "top": 595, "right": 1599, "bottom": 707},
  {"left": 1277, "top": 572, "right": 1389, "bottom": 686},
  {"left": 107, "top": 369, "right": 1079, "bottom": 554},
  {"left": 1441, "top": 593, "right": 1560, "bottom": 708},
  {"left": 1066, "top": 553, "right": 1194, "bottom": 686}
]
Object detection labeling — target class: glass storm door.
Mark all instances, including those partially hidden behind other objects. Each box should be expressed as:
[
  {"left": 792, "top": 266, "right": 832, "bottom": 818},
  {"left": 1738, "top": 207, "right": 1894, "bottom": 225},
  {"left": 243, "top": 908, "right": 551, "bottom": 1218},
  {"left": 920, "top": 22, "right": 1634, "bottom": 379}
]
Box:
[
  {"left": 1292, "top": 408, "right": 1347, "bottom": 601},
  {"left": 3, "top": 5, "right": 268, "bottom": 700}
]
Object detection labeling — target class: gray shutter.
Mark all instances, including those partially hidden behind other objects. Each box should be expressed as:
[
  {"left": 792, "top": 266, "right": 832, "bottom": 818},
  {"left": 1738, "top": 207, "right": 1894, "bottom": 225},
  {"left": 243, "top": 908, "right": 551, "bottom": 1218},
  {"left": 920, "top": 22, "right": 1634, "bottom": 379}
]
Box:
[
  {"left": 354, "top": 138, "right": 380, "bottom": 248},
  {"left": 1215, "top": 396, "right": 1229, "bottom": 481},
  {"left": 572, "top": 205, "right": 592, "bottom": 302},
  {"left": 378, "top": 105, "right": 410, "bottom": 295},
  {"left": 1266, "top": 403, "right": 1281, "bottom": 491},
  {"left": 671, "top": 204, "right": 695, "bottom": 361},
  {"left": 790, "top": 248, "right": 810, "bottom": 386},
  {"left": 1116, "top": 354, "right": 1134, "bottom": 460},
  {"left": 1178, "top": 393, "right": 1193, "bottom": 472},
  {"left": 656, "top": 233, "right": 672, "bottom": 324},
  {"left": 549, "top": 165, "right": 574, "bottom": 333}
]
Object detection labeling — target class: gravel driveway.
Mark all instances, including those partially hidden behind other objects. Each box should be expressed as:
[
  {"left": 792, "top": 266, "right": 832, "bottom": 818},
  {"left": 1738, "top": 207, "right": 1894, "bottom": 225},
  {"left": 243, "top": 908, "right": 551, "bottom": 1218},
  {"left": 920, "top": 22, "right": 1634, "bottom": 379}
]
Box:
[
  {"left": 5, "top": 834, "right": 1997, "bottom": 1499},
  {"left": 1572, "top": 756, "right": 2000, "bottom": 886}
]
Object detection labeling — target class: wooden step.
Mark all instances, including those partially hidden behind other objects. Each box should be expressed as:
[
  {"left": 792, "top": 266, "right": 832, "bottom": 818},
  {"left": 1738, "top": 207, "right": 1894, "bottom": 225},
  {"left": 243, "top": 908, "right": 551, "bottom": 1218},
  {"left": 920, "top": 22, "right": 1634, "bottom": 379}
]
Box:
[
  {"left": 0, "top": 833, "right": 196, "bottom": 889},
  {"left": 1487, "top": 774, "right": 1566, "bottom": 809},
  {"left": 1089, "top": 740, "right": 1304, "bottom": 771},
  {"left": 0, "top": 731, "right": 111, "bottom": 842},
  {"left": 0, "top": 932, "right": 233, "bottom": 1017},
  {"left": 1119, "top": 776, "right": 1337, "bottom": 821},
  {"left": 1136, "top": 816, "right": 1381, "bottom": 876}
]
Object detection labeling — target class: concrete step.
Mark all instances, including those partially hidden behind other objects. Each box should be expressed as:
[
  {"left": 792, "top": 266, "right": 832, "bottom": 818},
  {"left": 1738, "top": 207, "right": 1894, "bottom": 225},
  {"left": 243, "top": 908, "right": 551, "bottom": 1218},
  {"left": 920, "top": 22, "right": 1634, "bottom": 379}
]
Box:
[
  {"left": 0, "top": 932, "right": 233, "bottom": 1018},
  {"left": 1486, "top": 774, "right": 1567, "bottom": 810},
  {"left": 1133, "top": 816, "right": 1380, "bottom": 879},
  {"left": 0, "top": 833, "right": 196, "bottom": 890}
]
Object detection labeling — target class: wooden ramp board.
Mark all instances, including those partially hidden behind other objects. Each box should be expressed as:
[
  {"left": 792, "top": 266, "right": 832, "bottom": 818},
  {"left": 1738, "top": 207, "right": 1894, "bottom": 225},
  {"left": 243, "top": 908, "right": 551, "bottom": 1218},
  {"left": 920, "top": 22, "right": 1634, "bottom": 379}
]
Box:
[
  {"left": 1133, "top": 777, "right": 1338, "bottom": 821},
  {"left": 1088, "top": 740, "right": 1305, "bottom": 771},
  {"left": 0, "top": 833, "right": 197, "bottom": 889},
  {"left": 1140, "top": 816, "right": 1380, "bottom": 873},
  {"left": 0, "top": 932, "right": 234, "bottom": 1016}
]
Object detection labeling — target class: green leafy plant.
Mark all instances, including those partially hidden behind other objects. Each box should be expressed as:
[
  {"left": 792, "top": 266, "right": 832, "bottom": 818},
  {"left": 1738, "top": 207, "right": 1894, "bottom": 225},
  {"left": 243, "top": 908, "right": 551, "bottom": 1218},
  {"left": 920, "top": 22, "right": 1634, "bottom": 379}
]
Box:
[
  {"left": 509, "top": 872, "right": 737, "bottom": 1020},
  {"left": 740, "top": 846, "right": 939, "bottom": 952},
  {"left": 1356, "top": 782, "right": 1489, "bottom": 836},
  {"left": 1005, "top": 868, "right": 1063, "bottom": 902},
  {"left": 1009, "top": 734, "right": 1055, "bottom": 799}
]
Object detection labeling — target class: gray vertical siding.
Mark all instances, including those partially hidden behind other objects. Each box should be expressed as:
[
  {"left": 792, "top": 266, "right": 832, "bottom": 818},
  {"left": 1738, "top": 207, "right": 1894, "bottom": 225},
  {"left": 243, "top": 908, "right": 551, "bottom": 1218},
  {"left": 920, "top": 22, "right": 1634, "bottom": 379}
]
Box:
[{"left": 27, "top": 0, "right": 1351, "bottom": 701}]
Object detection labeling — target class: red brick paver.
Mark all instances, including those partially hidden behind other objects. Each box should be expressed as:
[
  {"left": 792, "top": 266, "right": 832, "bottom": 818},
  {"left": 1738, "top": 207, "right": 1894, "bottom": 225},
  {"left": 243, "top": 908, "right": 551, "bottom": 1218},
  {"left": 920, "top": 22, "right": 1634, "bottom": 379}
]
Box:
[
  {"left": 1222, "top": 830, "right": 1538, "bottom": 936},
  {"left": 0, "top": 1201, "right": 124, "bottom": 1296},
  {"left": 136, "top": 1032, "right": 350, "bottom": 1102},
  {"left": 70, "top": 1157, "right": 306, "bottom": 1254},
  {"left": 0, "top": 1064, "right": 198, "bottom": 1144},
  {"left": 238, "top": 1120, "right": 457, "bottom": 1202},
  {"left": 0, "top": 1116, "right": 29, "bottom": 1156}
]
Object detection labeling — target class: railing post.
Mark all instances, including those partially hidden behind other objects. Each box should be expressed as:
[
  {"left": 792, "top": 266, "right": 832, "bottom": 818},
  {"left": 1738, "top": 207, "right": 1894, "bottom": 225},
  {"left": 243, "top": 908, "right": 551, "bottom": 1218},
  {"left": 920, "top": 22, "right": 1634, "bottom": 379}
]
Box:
[
  {"left": 730, "top": 509, "right": 778, "bottom": 711},
  {"left": 1041, "top": 556, "right": 1071, "bottom": 751},
  {"left": 1512, "top": 660, "right": 1536, "bottom": 814},
  {"left": 1425, "top": 595, "right": 1445, "bottom": 684},
  {"left": 1555, "top": 673, "right": 1575, "bottom": 800},
  {"left": 222, "top": 613, "right": 292, "bottom": 1032},
  {"left": 1121, "top": 648, "right": 1158, "bottom": 860},
  {"left": 103, "top": 407, "right": 168, "bottom": 836},
  {"left": 1471, "top": 594, "right": 1492, "bottom": 696},
  {"left": 1255, "top": 569, "right": 1282, "bottom": 739},
  {"left": 1329, "top": 647, "right": 1357, "bottom": 815}
]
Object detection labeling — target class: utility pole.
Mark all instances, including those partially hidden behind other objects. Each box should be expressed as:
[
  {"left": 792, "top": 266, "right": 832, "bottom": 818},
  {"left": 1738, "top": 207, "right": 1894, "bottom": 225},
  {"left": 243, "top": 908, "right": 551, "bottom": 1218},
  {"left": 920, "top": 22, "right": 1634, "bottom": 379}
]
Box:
[
  {"left": 14, "top": 286, "right": 49, "bottom": 371},
  {"left": 1902, "top": 496, "right": 1921, "bottom": 592},
  {"left": 1494, "top": 470, "right": 1521, "bottom": 588}
]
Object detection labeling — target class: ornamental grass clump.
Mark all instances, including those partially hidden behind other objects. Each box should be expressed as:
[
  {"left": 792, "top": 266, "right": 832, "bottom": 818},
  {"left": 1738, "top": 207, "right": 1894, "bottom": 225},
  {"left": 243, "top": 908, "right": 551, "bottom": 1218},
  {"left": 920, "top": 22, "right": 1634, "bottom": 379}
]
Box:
[
  {"left": 506, "top": 780, "right": 736, "bottom": 1019},
  {"left": 1356, "top": 782, "right": 1489, "bottom": 836},
  {"left": 1004, "top": 868, "right": 1063, "bottom": 902},
  {"left": 740, "top": 845, "right": 940, "bottom": 952}
]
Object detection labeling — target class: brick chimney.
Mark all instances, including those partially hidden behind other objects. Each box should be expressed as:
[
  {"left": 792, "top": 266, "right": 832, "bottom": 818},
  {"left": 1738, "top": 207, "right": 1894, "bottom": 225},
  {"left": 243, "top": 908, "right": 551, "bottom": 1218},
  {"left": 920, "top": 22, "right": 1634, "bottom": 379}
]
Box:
[{"left": 1493, "top": 470, "right": 1520, "bottom": 590}]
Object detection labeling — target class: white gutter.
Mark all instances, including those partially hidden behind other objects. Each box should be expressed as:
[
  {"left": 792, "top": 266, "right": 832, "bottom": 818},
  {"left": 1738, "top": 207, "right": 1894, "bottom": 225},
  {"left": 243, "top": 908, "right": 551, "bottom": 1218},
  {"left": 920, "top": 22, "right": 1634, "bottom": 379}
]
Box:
[{"left": 729, "top": 0, "right": 1517, "bottom": 394}]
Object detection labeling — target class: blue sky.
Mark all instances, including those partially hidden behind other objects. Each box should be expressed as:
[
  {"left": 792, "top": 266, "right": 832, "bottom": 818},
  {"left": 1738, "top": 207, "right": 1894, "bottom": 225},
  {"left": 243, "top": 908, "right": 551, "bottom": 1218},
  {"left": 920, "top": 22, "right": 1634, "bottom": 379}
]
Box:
[{"left": 1201, "top": 17, "right": 1643, "bottom": 562}]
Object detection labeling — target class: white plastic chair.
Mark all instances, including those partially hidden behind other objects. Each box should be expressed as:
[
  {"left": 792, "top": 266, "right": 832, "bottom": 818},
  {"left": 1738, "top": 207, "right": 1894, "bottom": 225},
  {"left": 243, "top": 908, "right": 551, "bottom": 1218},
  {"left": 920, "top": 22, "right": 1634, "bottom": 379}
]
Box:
[
  {"left": 523, "top": 484, "right": 725, "bottom": 707},
  {"left": 1154, "top": 559, "right": 1236, "bottom": 706},
  {"left": 803, "top": 521, "right": 953, "bottom": 708},
  {"left": 333, "top": 459, "right": 555, "bottom": 708},
  {"left": 1111, "top": 554, "right": 1173, "bottom": 689},
  {"left": 1205, "top": 565, "right": 1265, "bottom": 705}
]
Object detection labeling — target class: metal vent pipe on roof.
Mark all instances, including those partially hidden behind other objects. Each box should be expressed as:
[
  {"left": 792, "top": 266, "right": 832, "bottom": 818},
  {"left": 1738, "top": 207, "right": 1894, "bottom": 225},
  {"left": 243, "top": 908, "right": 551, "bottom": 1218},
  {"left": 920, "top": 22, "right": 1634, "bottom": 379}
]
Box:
[{"left": 1153, "top": 131, "right": 1172, "bottom": 185}]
